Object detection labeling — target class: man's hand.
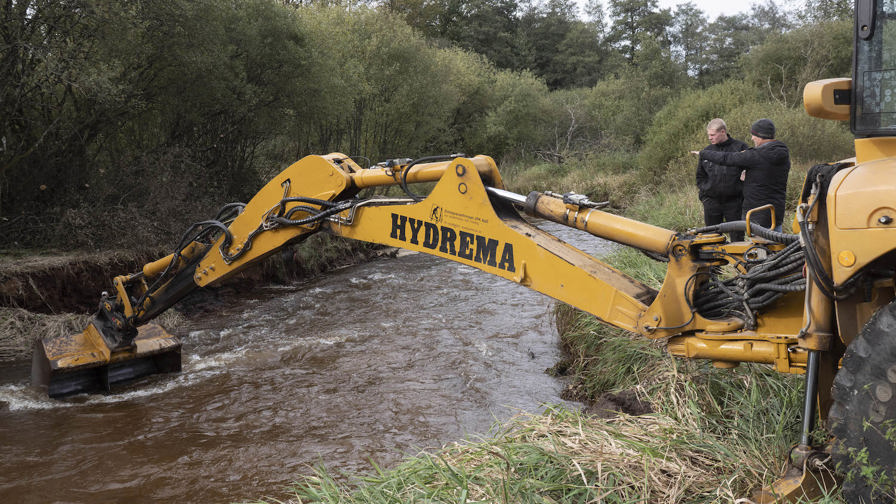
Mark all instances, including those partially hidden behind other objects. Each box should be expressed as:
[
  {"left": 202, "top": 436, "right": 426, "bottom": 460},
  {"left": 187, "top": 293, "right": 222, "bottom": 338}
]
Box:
[{"left": 689, "top": 150, "right": 701, "bottom": 155}]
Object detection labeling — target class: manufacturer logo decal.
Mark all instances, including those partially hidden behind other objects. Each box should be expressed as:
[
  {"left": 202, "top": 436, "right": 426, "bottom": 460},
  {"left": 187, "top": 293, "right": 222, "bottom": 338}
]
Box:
[{"left": 390, "top": 213, "right": 515, "bottom": 272}]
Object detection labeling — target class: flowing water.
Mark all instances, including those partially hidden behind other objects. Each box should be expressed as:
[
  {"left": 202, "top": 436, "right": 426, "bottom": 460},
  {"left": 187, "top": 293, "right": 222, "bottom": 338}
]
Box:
[{"left": 0, "top": 221, "right": 614, "bottom": 504}]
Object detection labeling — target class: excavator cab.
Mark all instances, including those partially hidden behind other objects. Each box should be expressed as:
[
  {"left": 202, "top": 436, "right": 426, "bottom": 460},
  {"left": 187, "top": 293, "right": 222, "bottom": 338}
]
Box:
[{"left": 853, "top": 0, "right": 896, "bottom": 135}]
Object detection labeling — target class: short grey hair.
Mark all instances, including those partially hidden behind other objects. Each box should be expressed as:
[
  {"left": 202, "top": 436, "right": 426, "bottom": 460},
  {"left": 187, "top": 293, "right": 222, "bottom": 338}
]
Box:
[{"left": 707, "top": 118, "right": 728, "bottom": 132}]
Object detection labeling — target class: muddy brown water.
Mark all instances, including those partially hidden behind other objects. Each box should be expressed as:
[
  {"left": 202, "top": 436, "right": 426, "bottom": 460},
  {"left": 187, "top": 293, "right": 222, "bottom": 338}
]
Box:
[{"left": 0, "top": 222, "right": 614, "bottom": 504}]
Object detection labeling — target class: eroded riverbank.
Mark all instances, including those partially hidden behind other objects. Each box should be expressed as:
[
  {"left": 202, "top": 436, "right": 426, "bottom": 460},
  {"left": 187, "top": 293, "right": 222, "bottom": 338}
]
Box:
[{"left": 0, "top": 222, "right": 613, "bottom": 503}]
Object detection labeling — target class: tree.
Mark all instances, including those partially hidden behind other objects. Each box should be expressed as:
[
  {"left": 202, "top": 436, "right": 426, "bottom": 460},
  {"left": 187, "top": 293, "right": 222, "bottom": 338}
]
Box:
[
  {"left": 750, "top": 0, "right": 793, "bottom": 39},
  {"left": 452, "top": 0, "right": 522, "bottom": 69},
  {"left": 698, "top": 13, "right": 754, "bottom": 86},
  {"left": 0, "top": 0, "right": 141, "bottom": 218},
  {"left": 607, "top": 0, "right": 672, "bottom": 63},
  {"left": 0, "top": 0, "right": 313, "bottom": 247},
  {"left": 794, "top": 0, "right": 851, "bottom": 24},
  {"left": 744, "top": 19, "right": 852, "bottom": 106},
  {"left": 516, "top": 0, "right": 610, "bottom": 88},
  {"left": 516, "top": 0, "right": 577, "bottom": 88},
  {"left": 669, "top": 2, "right": 708, "bottom": 78}
]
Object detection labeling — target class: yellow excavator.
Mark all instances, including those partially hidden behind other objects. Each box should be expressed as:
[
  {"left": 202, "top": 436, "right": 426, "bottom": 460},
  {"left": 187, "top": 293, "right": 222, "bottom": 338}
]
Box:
[{"left": 30, "top": 1, "right": 896, "bottom": 501}]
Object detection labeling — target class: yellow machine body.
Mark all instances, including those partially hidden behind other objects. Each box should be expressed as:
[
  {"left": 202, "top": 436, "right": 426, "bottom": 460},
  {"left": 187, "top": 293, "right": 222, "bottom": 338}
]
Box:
[
  {"left": 33, "top": 5, "right": 896, "bottom": 493},
  {"left": 34, "top": 152, "right": 824, "bottom": 396},
  {"left": 29, "top": 144, "right": 896, "bottom": 501},
  {"left": 32, "top": 323, "right": 181, "bottom": 398}
]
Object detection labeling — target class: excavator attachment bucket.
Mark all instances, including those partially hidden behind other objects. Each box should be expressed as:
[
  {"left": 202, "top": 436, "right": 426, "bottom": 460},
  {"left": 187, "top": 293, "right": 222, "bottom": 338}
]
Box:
[{"left": 32, "top": 323, "right": 182, "bottom": 398}]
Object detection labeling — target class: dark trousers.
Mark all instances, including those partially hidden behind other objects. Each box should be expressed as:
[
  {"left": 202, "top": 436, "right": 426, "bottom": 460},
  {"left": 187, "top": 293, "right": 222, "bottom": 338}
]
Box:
[{"left": 702, "top": 196, "right": 744, "bottom": 242}]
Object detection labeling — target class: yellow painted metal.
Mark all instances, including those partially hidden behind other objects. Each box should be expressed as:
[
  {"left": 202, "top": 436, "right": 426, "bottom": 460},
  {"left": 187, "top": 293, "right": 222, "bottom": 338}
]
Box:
[
  {"left": 826, "top": 158, "right": 896, "bottom": 285},
  {"left": 113, "top": 324, "right": 181, "bottom": 364},
  {"left": 112, "top": 274, "right": 135, "bottom": 319},
  {"left": 526, "top": 192, "right": 675, "bottom": 254},
  {"left": 667, "top": 336, "right": 807, "bottom": 372},
  {"left": 39, "top": 322, "right": 111, "bottom": 370},
  {"left": 751, "top": 468, "right": 839, "bottom": 504},
  {"left": 664, "top": 289, "right": 806, "bottom": 373},
  {"left": 195, "top": 154, "right": 352, "bottom": 287},
  {"left": 854, "top": 137, "right": 896, "bottom": 164},
  {"left": 746, "top": 204, "right": 777, "bottom": 233},
  {"left": 803, "top": 78, "right": 851, "bottom": 121},
  {"left": 349, "top": 156, "right": 504, "bottom": 190},
  {"left": 33, "top": 322, "right": 182, "bottom": 397},
  {"left": 143, "top": 253, "right": 178, "bottom": 279},
  {"left": 799, "top": 271, "right": 834, "bottom": 353},
  {"left": 37, "top": 323, "right": 179, "bottom": 371},
  {"left": 836, "top": 250, "right": 855, "bottom": 267},
  {"left": 756, "top": 291, "right": 811, "bottom": 343},
  {"left": 142, "top": 241, "right": 207, "bottom": 279},
  {"left": 329, "top": 155, "right": 655, "bottom": 333}
]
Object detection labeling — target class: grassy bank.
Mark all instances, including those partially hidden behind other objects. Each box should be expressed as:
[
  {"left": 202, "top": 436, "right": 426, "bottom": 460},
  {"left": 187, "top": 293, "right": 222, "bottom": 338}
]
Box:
[
  {"left": 257, "top": 151, "right": 846, "bottom": 503},
  {"left": 269, "top": 260, "right": 826, "bottom": 503}
]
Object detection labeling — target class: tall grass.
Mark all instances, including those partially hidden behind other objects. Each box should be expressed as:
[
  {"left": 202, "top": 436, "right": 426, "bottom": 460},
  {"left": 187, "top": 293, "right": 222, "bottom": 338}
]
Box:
[
  {"left": 255, "top": 93, "right": 855, "bottom": 502},
  {"left": 263, "top": 216, "right": 844, "bottom": 503},
  {"left": 268, "top": 316, "right": 829, "bottom": 503}
]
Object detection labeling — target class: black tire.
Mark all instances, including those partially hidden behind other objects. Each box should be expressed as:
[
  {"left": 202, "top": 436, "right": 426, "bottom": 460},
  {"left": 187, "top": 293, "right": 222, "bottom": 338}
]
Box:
[{"left": 829, "top": 300, "right": 896, "bottom": 503}]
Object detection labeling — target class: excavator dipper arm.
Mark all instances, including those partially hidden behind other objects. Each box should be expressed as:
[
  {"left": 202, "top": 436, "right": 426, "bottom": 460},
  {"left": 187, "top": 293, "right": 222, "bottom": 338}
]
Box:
[{"left": 33, "top": 153, "right": 808, "bottom": 401}]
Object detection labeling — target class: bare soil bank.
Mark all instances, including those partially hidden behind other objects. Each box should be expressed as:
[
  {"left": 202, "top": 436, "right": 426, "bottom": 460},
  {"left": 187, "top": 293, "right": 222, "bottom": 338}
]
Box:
[
  {"left": 0, "top": 243, "right": 384, "bottom": 361},
  {"left": 0, "top": 250, "right": 167, "bottom": 314}
]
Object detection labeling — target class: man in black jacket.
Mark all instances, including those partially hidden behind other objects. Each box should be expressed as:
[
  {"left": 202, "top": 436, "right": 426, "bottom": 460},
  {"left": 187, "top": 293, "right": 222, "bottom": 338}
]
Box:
[
  {"left": 694, "top": 118, "right": 790, "bottom": 232},
  {"left": 695, "top": 118, "right": 749, "bottom": 241}
]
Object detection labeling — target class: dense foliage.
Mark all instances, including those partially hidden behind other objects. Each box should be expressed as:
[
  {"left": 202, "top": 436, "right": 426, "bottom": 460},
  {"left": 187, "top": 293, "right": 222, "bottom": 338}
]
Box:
[{"left": 1, "top": 0, "right": 854, "bottom": 249}]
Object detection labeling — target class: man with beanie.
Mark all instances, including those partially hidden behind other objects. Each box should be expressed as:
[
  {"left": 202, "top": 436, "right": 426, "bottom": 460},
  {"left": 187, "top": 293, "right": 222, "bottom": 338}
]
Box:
[
  {"left": 695, "top": 118, "right": 749, "bottom": 241},
  {"left": 694, "top": 118, "right": 790, "bottom": 232}
]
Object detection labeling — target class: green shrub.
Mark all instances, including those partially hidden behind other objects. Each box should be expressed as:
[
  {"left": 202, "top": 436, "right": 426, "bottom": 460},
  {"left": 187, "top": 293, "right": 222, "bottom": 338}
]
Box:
[
  {"left": 720, "top": 102, "right": 854, "bottom": 164},
  {"left": 744, "top": 20, "right": 852, "bottom": 108},
  {"left": 638, "top": 80, "right": 762, "bottom": 178}
]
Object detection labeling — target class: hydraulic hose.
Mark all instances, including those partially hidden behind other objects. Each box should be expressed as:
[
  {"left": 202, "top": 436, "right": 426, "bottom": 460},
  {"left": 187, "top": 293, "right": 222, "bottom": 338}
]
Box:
[
  {"left": 400, "top": 154, "right": 466, "bottom": 201},
  {"left": 694, "top": 220, "right": 799, "bottom": 244},
  {"left": 693, "top": 233, "right": 806, "bottom": 322}
]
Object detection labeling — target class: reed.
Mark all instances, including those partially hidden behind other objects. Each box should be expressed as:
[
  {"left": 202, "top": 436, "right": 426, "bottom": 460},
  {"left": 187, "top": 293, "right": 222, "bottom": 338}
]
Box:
[{"left": 265, "top": 261, "right": 842, "bottom": 503}]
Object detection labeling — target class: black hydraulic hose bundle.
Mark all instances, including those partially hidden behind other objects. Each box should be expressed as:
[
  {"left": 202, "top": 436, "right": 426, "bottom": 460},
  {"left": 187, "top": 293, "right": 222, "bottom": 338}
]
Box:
[
  {"left": 693, "top": 234, "right": 806, "bottom": 327},
  {"left": 691, "top": 162, "right": 865, "bottom": 323},
  {"left": 796, "top": 184, "right": 859, "bottom": 300},
  {"left": 128, "top": 211, "right": 241, "bottom": 325},
  {"left": 693, "top": 220, "right": 800, "bottom": 244},
  {"left": 133, "top": 196, "right": 349, "bottom": 317},
  {"left": 272, "top": 198, "right": 354, "bottom": 227}
]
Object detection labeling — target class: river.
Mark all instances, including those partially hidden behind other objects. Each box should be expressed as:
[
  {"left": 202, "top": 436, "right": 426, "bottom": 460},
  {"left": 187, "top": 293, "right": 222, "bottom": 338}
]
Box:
[{"left": 0, "top": 221, "right": 614, "bottom": 503}]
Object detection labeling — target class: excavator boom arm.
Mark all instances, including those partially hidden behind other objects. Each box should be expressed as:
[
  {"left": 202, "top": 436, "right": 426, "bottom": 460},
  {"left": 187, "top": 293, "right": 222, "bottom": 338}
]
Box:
[{"left": 34, "top": 153, "right": 808, "bottom": 400}]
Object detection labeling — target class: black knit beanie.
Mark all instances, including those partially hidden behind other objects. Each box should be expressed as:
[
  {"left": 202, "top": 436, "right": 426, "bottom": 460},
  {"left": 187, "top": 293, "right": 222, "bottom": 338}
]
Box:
[{"left": 751, "top": 118, "right": 775, "bottom": 139}]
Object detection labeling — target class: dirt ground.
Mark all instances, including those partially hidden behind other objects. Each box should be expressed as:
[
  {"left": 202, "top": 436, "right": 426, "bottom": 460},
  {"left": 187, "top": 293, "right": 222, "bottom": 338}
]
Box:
[
  {"left": 585, "top": 389, "right": 654, "bottom": 417},
  {"left": 0, "top": 251, "right": 161, "bottom": 361},
  {"left": 0, "top": 250, "right": 167, "bottom": 314},
  {"left": 0, "top": 245, "right": 385, "bottom": 361}
]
